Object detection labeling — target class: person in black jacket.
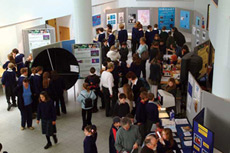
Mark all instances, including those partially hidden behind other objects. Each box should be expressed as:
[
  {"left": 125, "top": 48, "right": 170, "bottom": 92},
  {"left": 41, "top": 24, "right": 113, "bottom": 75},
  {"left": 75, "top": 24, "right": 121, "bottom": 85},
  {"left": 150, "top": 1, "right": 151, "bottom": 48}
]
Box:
[
  {"left": 33, "top": 66, "right": 43, "bottom": 113},
  {"left": 160, "top": 26, "right": 169, "bottom": 44},
  {"left": 145, "top": 93, "right": 159, "bottom": 135},
  {"left": 14, "top": 78, "right": 34, "bottom": 130},
  {"left": 24, "top": 54, "right": 33, "bottom": 77},
  {"left": 129, "top": 53, "right": 142, "bottom": 78},
  {"left": 149, "top": 42, "right": 160, "bottom": 62},
  {"left": 145, "top": 25, "right": 154, "bottom": 50},
  {"left": 157, "top": 128, "right": 180, "bottom": 153},
  {"left": 83, "top": 125, "right": 98, "bottom": 153},
  {"left": 109, "top": 117, "right": 121, "bottom": 153},
  {"left": 108, "top": 29, "right": 115, "bottom": 47},
  {"left": 119, "top": 42, "right": 129, "bottom": 62},
  {"left": 131, "top": 22, "right": 140, "bottom": 55},
  {"left": 98, "top": 28, "right": 105, "bottom": 43},
  {"left": 85, "top": 67, "right": 102, "bottom": 112},
  {"left": 114, "top": 94, "right": 130, "bottom": 118},
  {"left": 172, "top": 27, "right": 186, "bottom": 47},
  {"left": 2, "top": 63, "right": 17, "bottom": 111},
  {"left": 37, "top": 91, "right": 57, "bottom": 150},
  {"left": 118, "top": 23, "right": 128, "bottom": 45},
  {"left": 101, "top": 39, "right": 110, "bottom": 63}
]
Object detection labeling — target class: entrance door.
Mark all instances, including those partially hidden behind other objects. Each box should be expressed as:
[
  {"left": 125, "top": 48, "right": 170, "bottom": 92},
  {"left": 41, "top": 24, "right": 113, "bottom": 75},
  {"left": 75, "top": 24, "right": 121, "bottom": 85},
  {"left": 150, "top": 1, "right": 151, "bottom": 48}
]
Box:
[{"left": 59, "top": 26, "right": 70, "bottom": 41}]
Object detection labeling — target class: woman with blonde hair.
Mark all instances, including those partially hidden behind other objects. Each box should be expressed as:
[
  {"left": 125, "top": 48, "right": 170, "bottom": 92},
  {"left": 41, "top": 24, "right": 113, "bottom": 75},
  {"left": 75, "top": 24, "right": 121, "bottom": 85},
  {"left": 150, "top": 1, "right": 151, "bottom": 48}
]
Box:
[
  {"left": 122, "top": 84, "right": 134, "bottom": 112},
  {"left": 118, "top": 23, "right": 128, "bottom": 45}
]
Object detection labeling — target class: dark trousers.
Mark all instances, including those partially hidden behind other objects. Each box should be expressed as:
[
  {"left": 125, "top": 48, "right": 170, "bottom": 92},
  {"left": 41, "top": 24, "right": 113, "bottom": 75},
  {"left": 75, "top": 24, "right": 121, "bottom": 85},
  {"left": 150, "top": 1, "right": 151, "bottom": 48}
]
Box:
[
  {"left": 145, "top": 120, "right": 154, "bottom": 136},
  {"left": 5, "top": 85, "right": 16, "bottom": 105},
  {"left": 82, "top": 109, "right": 92, "bottom": 130},
  {"left": 102, "top": 87, "right": 112, "bottom": 117},
  {"left": 111, "top": 86, "right": 118, "bottom": 116},
  {"left": 131, "top": 40, "right": 138, "bottom": 55},
  {"left": 94, "top": 88, "right": 105, "bottom": 109},
  {"left": 33, "top": 94, "right": 39, "bottom": 113},
  {"left": 141, "top": 60, "right": 147, "bottom": 79},
  {"left": 139, "top": 124, "right": 146, "bottom": 144},
  {"left": 20, "top": 104, "right": 33, "bottom": 127},
  {"left": 56, "top": 94, "right": 67, "bottom": 115}
]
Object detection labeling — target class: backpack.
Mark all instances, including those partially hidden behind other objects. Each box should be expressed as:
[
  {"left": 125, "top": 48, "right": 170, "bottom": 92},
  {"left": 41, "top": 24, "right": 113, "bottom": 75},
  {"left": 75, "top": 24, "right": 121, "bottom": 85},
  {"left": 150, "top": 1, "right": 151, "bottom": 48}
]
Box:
[
  {"left": 141, "top": 51, "right": 149, "bottom": 60},
  {"left": 87, "top": 75, "right": 99, "bottom": 90},
  {"left": 81, "top": 92, "right": 93, "bottom": 109}
]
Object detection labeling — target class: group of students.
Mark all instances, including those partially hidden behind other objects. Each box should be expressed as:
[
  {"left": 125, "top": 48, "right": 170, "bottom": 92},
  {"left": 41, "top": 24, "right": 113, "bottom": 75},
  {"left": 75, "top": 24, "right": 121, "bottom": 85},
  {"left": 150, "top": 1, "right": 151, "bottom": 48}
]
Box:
[{"left": 1, "top": 49, "right": 67, "bottom": 149}]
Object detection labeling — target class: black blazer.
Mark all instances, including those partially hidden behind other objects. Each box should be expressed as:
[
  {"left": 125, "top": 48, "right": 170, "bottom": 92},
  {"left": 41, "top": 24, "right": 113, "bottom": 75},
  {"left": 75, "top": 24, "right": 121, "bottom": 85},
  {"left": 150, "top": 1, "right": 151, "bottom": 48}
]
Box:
[{"left": 132, "top": 79, "right": 144, "bottom": 102}]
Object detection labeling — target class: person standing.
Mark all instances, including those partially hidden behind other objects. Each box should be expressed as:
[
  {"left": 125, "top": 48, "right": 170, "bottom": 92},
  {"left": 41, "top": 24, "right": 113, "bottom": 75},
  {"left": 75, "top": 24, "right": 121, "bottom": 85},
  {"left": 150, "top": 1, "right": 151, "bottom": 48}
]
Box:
[
  {"left": 109, "top": 117, "right": 121, "bottom": 153},
  {"left": 14, "top": 78, "right": 34, "bottom": 130},
  {"left": 12, "top": 48, "right": 24, "bottom": 77},
  {"left": 100, "top": 62, "right": 114, "bottom": 117},
  {"left": 77, "top": 83, "right": 96, "bottom": 130},
  {"left": 145, "top": 25, "right": 154, "bottom": 50},
  {"left": 137, "top": 37, "right": 148, "bottom": 79},
  {"left": 118, "top": 23, "right": 128, "bottom": 45},
  {"left": 83, "top": 125, "right": 98, "bottom": 153},
  {"left": 131, "top": 22, "right": 140, "bottom": 55},
  {"left": 141, "top": 134, "right": 158, "bottom": 153},
  {"left": 115, "top": 117, "right": 142, "bottom": 153},
  {"left": 172, "top": 27, "right": 186, "bottom": 47},
  {"left": 1, "top": 63, "right": 17, "bottom": 110},
  {"left": 37, "top": 91, "right": 58, "bottom": 149},
  {"left": 33, "top": 66, "right": 43, "bottom": 113}
]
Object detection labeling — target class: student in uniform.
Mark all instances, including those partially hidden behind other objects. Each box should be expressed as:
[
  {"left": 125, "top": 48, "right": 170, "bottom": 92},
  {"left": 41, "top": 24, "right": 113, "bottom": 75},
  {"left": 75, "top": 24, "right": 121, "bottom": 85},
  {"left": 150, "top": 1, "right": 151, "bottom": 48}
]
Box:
[
  {"left": 100, "top": 62, "right": 114, "bottom": 117},
  {"left": 18, "top": 68, "right": 28, "bottom": 86},
  {"left": 33, "top": 66, "right": 43, "bottom": 113},
  {"left": 2, "top": 54, "right": 15, "bottom": 70},
  {"left": 109, "top": 117, "right": 121, "bottom": 153},
  {"left": 37, "top": 91, "right": 58, "bottom": 150},
  {"left": 172, "top": 27, "right": 186, "bottom": 47},
  {"left": 114, "top": 94, "right": 130, "bottom": 118},
  {"left": 118, "top": 23, "right": 128, "bottom": 45},
  {"left": 137, "top": 37, "right": 148, "bottom": 79},
  {"left": 107, "top": 46, "right": 120, "bottom": 62},
  {"left": 98, "top": 28, "right": 105, "bottom": 43},
  {"left": 136, "top": 24, "right": 144, "bottom": 49},
  {"left": 159, "top": 39, "right": 167, "bottom": 55},
  {"left": 129, "top": 53, "right": 142, "bottom": 78},
  {"left": 152, "top": 24, "right": 159, "bottom": 37},
  {"left": 160, "top": 26, "right": 169, "bottom": 44},
  {"left": 77, "top": 83, "right": 96, "bottom": 130},
  {"left": 149, "top": 42, "right": 160, "bottom": 63},
  {"left": 29, "top": 67, "right": 36, "bottom": 114},
  {"left": 166, "top": 32, "right": 175, "bottom": 50},
  {"left": 108, "top": 29, "right": 115, "bottom": 47},
  {"left": 24, "top": 54, "right": 33, "bottom": 77},
  {"left": 12, "top": 48, "right": 25, "bottom": 77},
  {"left": 42, "top": 72, "right": 56, "bottom": 103},
  {"left": 145, "top": 25, "right": 154, "bottom": 50},
  {"left": 131, "top": 22, "right": 141, "bottom": 55},
  {"left": 1, "top": 63, "right": 17, "bottom": 111},
  {"left": 145, "top": 93, "right": 159, "bottom": 135},
  {"left": 85, "top": 67, "right": 101, "bottom": 112},
  {"left": 119, "top": 42, "right": 129, "bottom": 62},
  {"left": 14, "top": 78, "right": 34, "bottom": 130},
  {"left": 157, "top": 128, "right": 180, "bottom": 153},
  {"left": 101, "top": 39, "right": 110, "bottom": 63},
  {"left": 83, "top": 125, "right": 98, "bottom": 153},
  {"left": 119, "top": 84, "right": 134, "bottom": 113}
]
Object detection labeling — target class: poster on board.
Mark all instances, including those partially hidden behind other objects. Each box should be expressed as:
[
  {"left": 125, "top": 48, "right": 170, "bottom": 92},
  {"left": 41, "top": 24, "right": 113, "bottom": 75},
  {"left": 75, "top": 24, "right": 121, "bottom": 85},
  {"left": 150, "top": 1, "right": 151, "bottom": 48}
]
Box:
[
  {"left": 180, "top": 10, "right": 190, "bottom": 29},
  {"left": 107, "top": 13, "right": 117, "bottom": 30},
  {"left": 92, "top": 14, "right": 101, "bottom": 27},
  {"left": 73, "top": 44, "right": 101, "bottom": 77},
  {"left": 28, "top": 29, "right": 51, "bottom": 53},
  {"left": 158, "top": 8, "right": 175, "bottom": 30},
  {"left": 128, "top": 14, "right": 136, "bottom": 23},
  {"left": 137, "top": 10, "right": 150, "bottom": 26},
  {"left": 118, "top": 12, "right": 125, "bottom": 23}
]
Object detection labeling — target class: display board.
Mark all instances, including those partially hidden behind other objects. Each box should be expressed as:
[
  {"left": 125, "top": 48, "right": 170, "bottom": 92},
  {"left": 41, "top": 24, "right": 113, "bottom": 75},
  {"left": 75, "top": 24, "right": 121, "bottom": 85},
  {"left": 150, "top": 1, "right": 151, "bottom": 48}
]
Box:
[
  {"left": 158, "top": 8, "right": 175, "bottom": 30},
  {"left": 193, "top": 109, "right": 214, "bottom": 153},
  {"left": 28, "top": 29, "right": 51, "bottom": 53},
  {"left": 118, "top": 12, "right": 125, "bottom": 23},
  {"left": 107, "top": 13, "right": 117, "bottom": 30},
  {"left": 73, "top": 43, "right": 101, "bottom": 78},
  {"left": 187, "top": 72, "right": 202, "bottom": 124},
  {"left": 92, "top": 14, "right": 101, "bottom": 27},
  {"left": 128, "top": 13, "right": 137, "bottom": 23},
  {"left": 180, "top": 10, "right": 190, "bottom": 29},
  {"left": 137, "top": 10, "right": 150, "bottom": 26},
  {"left": 62, "top": 40, "right": 75, "bottom": 53}
]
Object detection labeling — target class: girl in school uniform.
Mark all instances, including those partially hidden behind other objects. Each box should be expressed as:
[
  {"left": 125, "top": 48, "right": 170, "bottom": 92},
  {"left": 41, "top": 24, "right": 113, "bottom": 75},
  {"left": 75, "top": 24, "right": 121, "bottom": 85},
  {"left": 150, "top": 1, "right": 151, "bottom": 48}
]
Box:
[
  {"left": 12, "top": 48, "right": 25, "bottom": 77},
  {"left": 83, "top": 125, "right": 98, "bottom": 153},
  {"left": 37, "top": 91, "right": 58, "bottom": 149},
  {"left": 77, "top": 83, "right": 96, "bottom": 130},
  {"left": 118, "top": 23, "right": 128, "bottom": 45}
]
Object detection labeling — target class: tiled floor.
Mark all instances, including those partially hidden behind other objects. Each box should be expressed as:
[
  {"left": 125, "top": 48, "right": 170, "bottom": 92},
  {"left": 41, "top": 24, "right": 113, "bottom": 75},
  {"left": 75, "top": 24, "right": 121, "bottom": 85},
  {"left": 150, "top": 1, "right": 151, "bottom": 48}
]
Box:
[{"left": 0, "top": 82, "right": 112, "bottom": 153}]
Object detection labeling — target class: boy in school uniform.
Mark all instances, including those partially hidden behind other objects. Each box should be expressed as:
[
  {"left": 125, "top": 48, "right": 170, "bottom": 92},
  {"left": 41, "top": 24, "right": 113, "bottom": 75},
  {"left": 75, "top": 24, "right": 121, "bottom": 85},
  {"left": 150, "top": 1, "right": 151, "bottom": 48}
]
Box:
[
  {"left": 85, "top": 67, "right": 103, "bottom": 112},
  {"left": 108, "top": 29, "right": 115, "bottom": 47},
  {"left": 118, "top": 23, "right": 128, "bottom": 45},
  {"left": 12, "top": 48, "right": 25, "bottom": 77},
  {"left": 119, "top": 42, "right": 129, "bottom": 62},
  {"left": 109, "top": 117, "right": 121, "bottom": 153},
  {"left": 33, "top": 66, "right": 43, "bottom": 113},
  {"left": 101, "top": 39, "right": 110, "bottom": 64},
  {"left": 145, "top": 25, "right": 154, "bottom": 50},
  {"left": 145, "top": 93, "right": 159, "bottom": 135},
  {"left": 152, "top": 24, "right": 159, "bottom": 37},
  {"left": 114, "top": 94, "right": 130, "bottom": 118},
  {"left": 98, "top": 28, "right": 105, "bottom": 43},
  {"left": 18, "top": 68, "right": 28, "bottom": 86},
  {"left": 1, "top": 63, "right": 17, "bottom": 110}
]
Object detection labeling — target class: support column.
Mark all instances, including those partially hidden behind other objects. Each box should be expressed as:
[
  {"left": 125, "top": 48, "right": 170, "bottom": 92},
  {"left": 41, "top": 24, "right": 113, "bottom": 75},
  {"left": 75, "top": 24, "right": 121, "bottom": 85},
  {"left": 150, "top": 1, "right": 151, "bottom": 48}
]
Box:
[
  {"left": 211, "top": 0, "right": 230, "bottom": 100},
  {"left": 72, "top": 0, "right": 93, "bottom": 43}
]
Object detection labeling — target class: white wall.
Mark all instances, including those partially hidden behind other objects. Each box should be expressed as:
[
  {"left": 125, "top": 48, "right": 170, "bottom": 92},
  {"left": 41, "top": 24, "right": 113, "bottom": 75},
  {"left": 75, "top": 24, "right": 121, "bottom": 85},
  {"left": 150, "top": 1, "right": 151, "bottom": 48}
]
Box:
[{"left": 56, "top": 15, "right": 75, "bottom": 42}]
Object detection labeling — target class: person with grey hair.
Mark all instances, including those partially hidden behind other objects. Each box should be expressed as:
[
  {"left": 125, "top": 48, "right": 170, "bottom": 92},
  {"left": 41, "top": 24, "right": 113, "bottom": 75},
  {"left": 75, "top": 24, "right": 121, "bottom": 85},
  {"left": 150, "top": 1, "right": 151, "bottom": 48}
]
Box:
[
  {"left": 141, "top": 134, "right": 158, "bottom": 153},
  {"left": 115, "top": 117, "right": 142, "bottom": 153}
]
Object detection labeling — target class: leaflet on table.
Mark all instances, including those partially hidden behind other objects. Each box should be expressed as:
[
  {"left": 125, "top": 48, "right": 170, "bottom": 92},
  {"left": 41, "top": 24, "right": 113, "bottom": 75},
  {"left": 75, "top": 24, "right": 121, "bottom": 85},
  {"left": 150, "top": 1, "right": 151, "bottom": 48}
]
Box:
[
  {"left": 184, "top": 131, "right": 191, "bottom": 137},
  {"left": 184, "top": 140, "right": 192, "bottom": 146},
  {"left": 175, "top": 118, "right": 189, "bottom": 125},
  {"left": 161, "top": 119, "right": 175, "bottom": 126}
]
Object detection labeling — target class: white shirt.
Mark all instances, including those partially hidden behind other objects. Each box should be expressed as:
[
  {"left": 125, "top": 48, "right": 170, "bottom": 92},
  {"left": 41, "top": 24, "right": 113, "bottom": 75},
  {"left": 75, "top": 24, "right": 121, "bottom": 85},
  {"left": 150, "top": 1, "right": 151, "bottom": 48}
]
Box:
[
  {"left": 131, "top": 78, "right": 138, "bottom": 88},
  {"left": 106, "top": 50, "right": 121, "bottom": 61},
  {"left": 100, "top": 71, "right": 114, "bottom": 95}
]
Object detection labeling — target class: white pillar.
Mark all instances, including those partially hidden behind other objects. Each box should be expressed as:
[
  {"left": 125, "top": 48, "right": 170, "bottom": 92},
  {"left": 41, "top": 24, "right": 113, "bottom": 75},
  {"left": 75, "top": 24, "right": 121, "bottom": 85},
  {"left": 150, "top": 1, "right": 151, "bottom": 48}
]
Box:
[
  {"left": 72, "top": 0, "right": 93, "bottom": 43},
  {"left": 211, "top": 0, "right": 230, "bottom": 100}
]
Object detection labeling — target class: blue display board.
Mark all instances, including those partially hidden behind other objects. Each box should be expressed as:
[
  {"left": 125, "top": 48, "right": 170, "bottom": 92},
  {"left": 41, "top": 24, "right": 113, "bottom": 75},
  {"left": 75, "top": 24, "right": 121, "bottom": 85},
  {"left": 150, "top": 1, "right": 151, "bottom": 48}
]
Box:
[
  {"left": 62, "top": 40, "right": 75, "bottom": 53},
  {"left": 180, "top": 10, "right": 190, "bottom": 29},
  {"left": 196, "top": 16, "right": 201, "bottom": 27},
  {"left": 158, "top": 8, "right": 175, "bottom": 30},
  {"left": 192, "top": 109, "right": 214, "bottom": 153},
  {"left": 92, "top": 14, "right": 101, "bottom": 27}
]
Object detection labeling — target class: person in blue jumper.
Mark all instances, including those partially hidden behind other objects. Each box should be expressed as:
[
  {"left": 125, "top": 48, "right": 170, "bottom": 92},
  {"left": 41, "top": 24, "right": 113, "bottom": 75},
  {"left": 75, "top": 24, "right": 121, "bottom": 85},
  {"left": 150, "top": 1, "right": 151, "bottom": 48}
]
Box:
[
  {"left": 83, "top": 125, "right": 98, "bottom": 153},
  {"left": 118, "top": 23, "right": 128, "bottom": 45},
  {"left": 109, "top": 117, "right": 121, "bottom": 153},
  {"left": 145, "top": 25, "right": 154, "bottom": 50},
  {"left": 1, "top": 63, "right": 17, "bottom": 111},
  {"left": 145, "top": 93, "right": 159, "bottom": 135},
  {"left": 77, "top": 83, "right": 96, "bottom": 130},
  {"left": 14, "top": 78, "right": 34, "bottom": 130},
  {"left": 12, "top": 48, "right": 25, "bottom": 77},
  {"left": 37, "top": 91, "right": 58, "bottom": 150},
  {"left": 18, "top": 67, "right": 28, "bottom": 86},
  {"left": 33, "top": 66, "right": 43, "bottom": 113},
  {"left": 108, "top": 29, "right": 115, "bottom": 47}
]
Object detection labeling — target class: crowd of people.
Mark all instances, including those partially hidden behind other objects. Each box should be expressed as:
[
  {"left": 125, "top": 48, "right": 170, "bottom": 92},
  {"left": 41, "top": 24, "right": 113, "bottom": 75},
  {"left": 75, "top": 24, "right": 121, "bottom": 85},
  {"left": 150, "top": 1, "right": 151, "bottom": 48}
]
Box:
[{"left": 1, "top": 21, "right": 188, "bottom": 152}]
